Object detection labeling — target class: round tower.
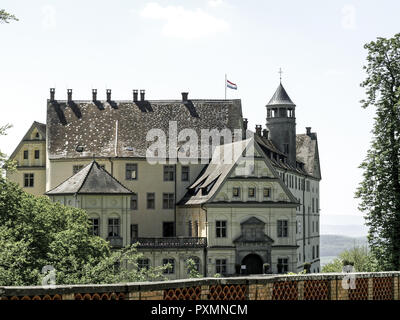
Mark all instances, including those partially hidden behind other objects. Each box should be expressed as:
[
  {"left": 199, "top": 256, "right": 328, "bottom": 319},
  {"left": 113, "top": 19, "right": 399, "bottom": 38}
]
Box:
[{"left": 266, "top": 82, "right": 297, "bottom": 165}]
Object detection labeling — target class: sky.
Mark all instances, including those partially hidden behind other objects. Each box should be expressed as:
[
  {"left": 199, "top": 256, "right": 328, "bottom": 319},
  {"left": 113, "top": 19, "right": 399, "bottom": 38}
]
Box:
[{"left": 1, "top": 0, "right": 399, "bottom": 232}]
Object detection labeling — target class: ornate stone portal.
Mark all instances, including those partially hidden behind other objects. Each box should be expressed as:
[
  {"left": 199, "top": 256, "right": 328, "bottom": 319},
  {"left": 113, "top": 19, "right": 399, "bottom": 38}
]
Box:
[{"left": 233, "top": 217, "right": 273, "bottom": 274}]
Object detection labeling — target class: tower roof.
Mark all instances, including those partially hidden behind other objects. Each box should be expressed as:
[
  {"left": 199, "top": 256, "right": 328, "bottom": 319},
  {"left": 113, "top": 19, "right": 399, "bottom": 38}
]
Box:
[
  {"left": 267, "top": 83, "right": 295, "bottom": 106},
  {"left": 46, "top": 160, "right": 133, "bottom": 195}
]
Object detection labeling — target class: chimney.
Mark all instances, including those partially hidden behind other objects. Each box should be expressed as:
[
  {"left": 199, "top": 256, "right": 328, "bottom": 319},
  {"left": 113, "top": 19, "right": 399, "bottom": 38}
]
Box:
[
  {"left": 181, "top": 92, "right": 188, "bottom": 102},
  {"left": 262, "top": 129, "right": 269, "bottom": 139},
  {"left": 92, "top": 89, "right": 97, "bottom": 101},
  {"left": 67, "top": 89, "right": 72, "bottom": 102},
  {"left": 140, "top": 89, "right": 145, "bottom": 101},
  {"left": 133, "top": 89, "right": 138, "bottom": 102},
  {"left": 306, "top": 127, "right": 311, "bottom": 136},
  {"left": 255, "top": 125, "right": 262, "bottom": 136},
  {"left": 106, "top": 89, "right": 111, "bottom": 102},
  {"left": 50, "top": 88, "right": 55, "bottom": 102},
  {"left": 243, "top": 118, "right": 248, "bottom": 130}
]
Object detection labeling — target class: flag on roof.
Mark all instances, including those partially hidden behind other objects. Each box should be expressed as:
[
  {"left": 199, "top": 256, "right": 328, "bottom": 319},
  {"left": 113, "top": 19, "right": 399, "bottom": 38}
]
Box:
[{"left": 226, "top": 79, "right": 237, "bottom": 90}]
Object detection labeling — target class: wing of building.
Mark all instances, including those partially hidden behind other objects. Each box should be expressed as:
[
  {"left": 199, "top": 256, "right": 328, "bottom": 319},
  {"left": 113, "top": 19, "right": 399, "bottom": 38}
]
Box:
[{"left": 7, "top": 86, "right": 321, "bottom": 278}]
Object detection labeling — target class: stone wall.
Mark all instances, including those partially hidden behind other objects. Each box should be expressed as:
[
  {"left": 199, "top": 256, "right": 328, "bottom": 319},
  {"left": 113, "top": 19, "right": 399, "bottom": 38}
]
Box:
[{"left": 1, "top": 272, "right": 399, "bottom": 300}]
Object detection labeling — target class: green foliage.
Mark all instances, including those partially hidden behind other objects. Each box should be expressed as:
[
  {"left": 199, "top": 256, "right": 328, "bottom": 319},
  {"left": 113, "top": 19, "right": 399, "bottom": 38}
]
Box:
[
  {"left": 0, "top": 9, "right": 18, "bottom": 23},
  {"left": 0, "top": 124, "right": 16, "bottom": 175},
  {"left": 0, "top": 177, "right": 167, "bottom": 285},
  {"left": 322, "top": 246, "right": 379, "bottom": 273},
  {"left": 186, "top": 258, "right": 202, "bottom": 278},
  {"left": 355, "top": 33, "right": 400, "bottom": 270}
]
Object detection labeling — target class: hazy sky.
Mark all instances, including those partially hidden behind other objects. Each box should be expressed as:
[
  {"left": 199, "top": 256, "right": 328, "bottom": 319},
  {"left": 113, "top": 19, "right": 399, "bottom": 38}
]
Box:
[{"left": 1, "top": 0, "right": 399, "bottom": 229}]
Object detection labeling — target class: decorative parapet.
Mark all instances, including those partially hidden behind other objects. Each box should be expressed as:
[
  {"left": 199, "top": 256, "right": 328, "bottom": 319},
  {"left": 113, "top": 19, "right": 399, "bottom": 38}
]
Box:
[
  {"left": 1, "top": 272, "right": 399, "bottom": 300},
  {"left": 133, "top": 237, "right": 207, "bottom": 249}
]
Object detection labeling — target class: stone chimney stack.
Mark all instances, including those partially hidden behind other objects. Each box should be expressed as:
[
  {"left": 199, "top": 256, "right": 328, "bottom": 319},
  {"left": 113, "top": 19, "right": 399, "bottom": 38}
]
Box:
[
  {"left": 92, "top": 89, "right": 97, "bottom": 101},
  {"left": 255, "top": 125, "right": 262, "bottom": 136},
  {"left": 140, "top": 89, "right": 145, "bottom": 101},
  {"left": 133, "top": 89, "right": 138, "bottom": 102},
  {"left": 181, "top": 92, "right": 188, "bottom": 102},
  {"left": 106, "top": 89, "right": 112, "bottom": 102},
  {"left": 50, "top": 88, "right": 55, "bottom": 102},
  {"left": 262, "top": 129, "right": 269, "bottom": 139},
  {"left": 67, "top": 89, "right": 72, "bottom": 102},
  {"left": 243, "top": 118, "right": 248, "bottom": 130}
]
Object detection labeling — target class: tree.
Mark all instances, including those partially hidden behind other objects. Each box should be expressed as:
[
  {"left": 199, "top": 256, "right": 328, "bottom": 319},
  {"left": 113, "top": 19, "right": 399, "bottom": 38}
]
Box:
[
  {"left": 0, "top": 177, "right": 167, "bottom": 285},
  {"left": 186, "top": 258, "right": 201, "bottom": 278},
  {"left": 0, "top": 124, "right": 16, "bottom": 175},
  {"left": 322, "top": 246, "right": 379, "bottom": 273},
  {"left": 0, "top": 9, "right": 18, "bottom": 23},
  {"left": 355, "top": 33, "right": 400, "bottom": 270}
]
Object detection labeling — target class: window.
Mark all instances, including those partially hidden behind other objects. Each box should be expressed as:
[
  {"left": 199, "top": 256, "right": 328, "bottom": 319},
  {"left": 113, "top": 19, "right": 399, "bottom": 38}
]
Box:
[
  {"left": 295, "top": 176, "right": 298, "bottom": 189},
  {"left": 316, "top": 198, "right": 319, "bottom": 212},
  {"left": 163, "top": 222, "right": 174, "bottom": 237},
  {"left": 188, "top": 220, "right": 192, "bottom": 237},
  {"left": 163, "top": 165, "right": 175, "bottom": 181},
  {"left": 34, "top": 150, "right": 40, "bottom": 159},
  {"left": 298, "top": 253, "right": 301, "bottom": 262},
  {"left": 35, "top": 132, "right": 40, "bottom": 139},
  {"left": 108, "top": 218, "right": 120, "bottom": 237},
  {"left": 306, "top": 181, "right": 310, "bottom": 192},
  {"left": 194, "top": 221, "right": 199, "bottom": 237},
  {"left": 125, "top": 163, "right": 138, "bottom": 180},
  {"left": 73, "top": 165, "right": 84, "bottom": 174},
  {"left": 216, "top": 220, "right": 227, "bottom": 238},
  {"left": 248, "top": 187, "right": 256, "bottom": 198},
  {"left": 216, "top": 259, "right": 227, "bottom": 275},
  {"left": 317, "top": 245, "right": 319, "bottom": 258},
  {"left": 131, "top": 224, "right": 138, "bottom": 239},
  {"left": 277, "top": 258, "right": 289, "bottom": 273},
  {"left": 181, "top": 166, "right": 189, "bottom": 181},
  {"left": 312, "top": 198, "right": 315, "bottom": 213},
  {"left": 312, "top": 246, "right": 315, "bottom": 260},
  {"left": 138, "top": 258, "right": 149, "bottom": 270},
  {"left": 163, "top": 193, "right": 174, "bottom": 209},
  {"left": 263, "top": 187, "right": 271, "bottom": 198},
  {"left": 147, "top": 193, "right": 155, "bottom": 209},
  {"left": 23, "top": 150, "right": 28, "bottom": 160},
  {"left": 89, "top": 218, "right": 99, "bottom": 236},
  {"left": 163, "top": 258, "right": 175, "bottom": 274},
  {"left": 130, "top": 193, "right": 138, "bottom": 210},
  {"left": 232, "top": 187, "right": 240, "bottom": 198},
  {"left": 277, "top": 220, "right": 288, "bottom": 237},
  {"left": 24, "top": 173, "right": 34, "bottom": 187}
]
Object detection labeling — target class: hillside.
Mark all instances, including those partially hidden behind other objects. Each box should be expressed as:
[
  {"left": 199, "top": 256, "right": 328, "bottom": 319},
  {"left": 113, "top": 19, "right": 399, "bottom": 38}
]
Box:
[{"left": 320, "top": 234, "right": 367, "bottom": 257}]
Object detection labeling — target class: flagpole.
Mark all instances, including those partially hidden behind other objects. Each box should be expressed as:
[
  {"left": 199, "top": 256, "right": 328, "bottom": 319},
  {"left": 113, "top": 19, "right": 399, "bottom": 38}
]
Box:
[{"left": 225, "top": 74, "right": 227, "bottom": 100}]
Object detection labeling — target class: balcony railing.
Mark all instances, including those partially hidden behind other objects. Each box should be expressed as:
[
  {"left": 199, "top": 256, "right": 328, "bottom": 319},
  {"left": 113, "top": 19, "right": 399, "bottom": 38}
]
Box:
[
  {"left": 107, "top": 236, "right": 123, "bottom": 248},
  {"left": 132, "top": 237, "right": 207, "bottom": 249}
]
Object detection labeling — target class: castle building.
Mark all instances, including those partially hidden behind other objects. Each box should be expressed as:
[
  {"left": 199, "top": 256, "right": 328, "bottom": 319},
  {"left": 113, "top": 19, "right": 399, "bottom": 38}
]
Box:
[{"left": 7, "top": 84, "right": 321, "bottom": 279}]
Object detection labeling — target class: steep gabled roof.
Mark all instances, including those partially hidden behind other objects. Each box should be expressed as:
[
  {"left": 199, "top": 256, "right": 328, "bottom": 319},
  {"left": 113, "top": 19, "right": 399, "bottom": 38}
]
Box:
[
  {"left": 178, "top": 137, "right": 299, "bottom": 206},
  {"left": 46, "top": 160, "right": 133, "bottom": 195},
  {"left": 296, "top": 133, "right": 321, "bottom": 179},
  {"left": 8, "top": 121, "right": 46, "bottom": 160},
  {"left": 267, "top": 83, "right": 295, "bottom": 106},
  {"left": 179, "top": 138, "right": 253, "bottom": 205}
]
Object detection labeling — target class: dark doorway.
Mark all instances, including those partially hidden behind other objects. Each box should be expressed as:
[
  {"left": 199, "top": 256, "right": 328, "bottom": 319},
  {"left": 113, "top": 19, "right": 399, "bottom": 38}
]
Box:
[{"left": 242, "top": 254, "right": 263, "bottom": 274}]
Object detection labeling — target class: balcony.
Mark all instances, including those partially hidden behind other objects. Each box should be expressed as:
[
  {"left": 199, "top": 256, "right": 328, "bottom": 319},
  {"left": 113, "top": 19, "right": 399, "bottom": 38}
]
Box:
[
  {"left": 131, "top": 237, "right": 207, "bottom": 249},
  {"left": 107, "top": 236, "right": 123, "bottom": 248}
]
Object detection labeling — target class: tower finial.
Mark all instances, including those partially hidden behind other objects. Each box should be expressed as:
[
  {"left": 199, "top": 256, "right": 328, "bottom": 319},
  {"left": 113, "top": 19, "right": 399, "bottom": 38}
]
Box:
[{"left": 278, "top": 67, "right": 283, "bottom": 83}]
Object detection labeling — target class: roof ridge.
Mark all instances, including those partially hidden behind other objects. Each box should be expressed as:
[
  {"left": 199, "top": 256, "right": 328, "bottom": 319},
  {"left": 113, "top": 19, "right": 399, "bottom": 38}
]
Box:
[{"left": 75, "top": 161, "right": 96, "bottom": 194}]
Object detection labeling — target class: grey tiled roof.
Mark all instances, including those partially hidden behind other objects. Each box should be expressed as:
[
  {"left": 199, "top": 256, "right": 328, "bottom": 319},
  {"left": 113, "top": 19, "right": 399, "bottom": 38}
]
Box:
[
  {"left": 47, "top": 99, "right": 243, "bottom": 159},
  {"left": 267, "top": 83, "right": 295, "bottom": 106},
  {"left": 296, "top": 133, "right": 321, "bottom": 179},
  {"left": 178, "top": 139, "right": 253, "bottom": 205},
  {"left": 46, "top": 160, "right": 133, "bottom": 195}
]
